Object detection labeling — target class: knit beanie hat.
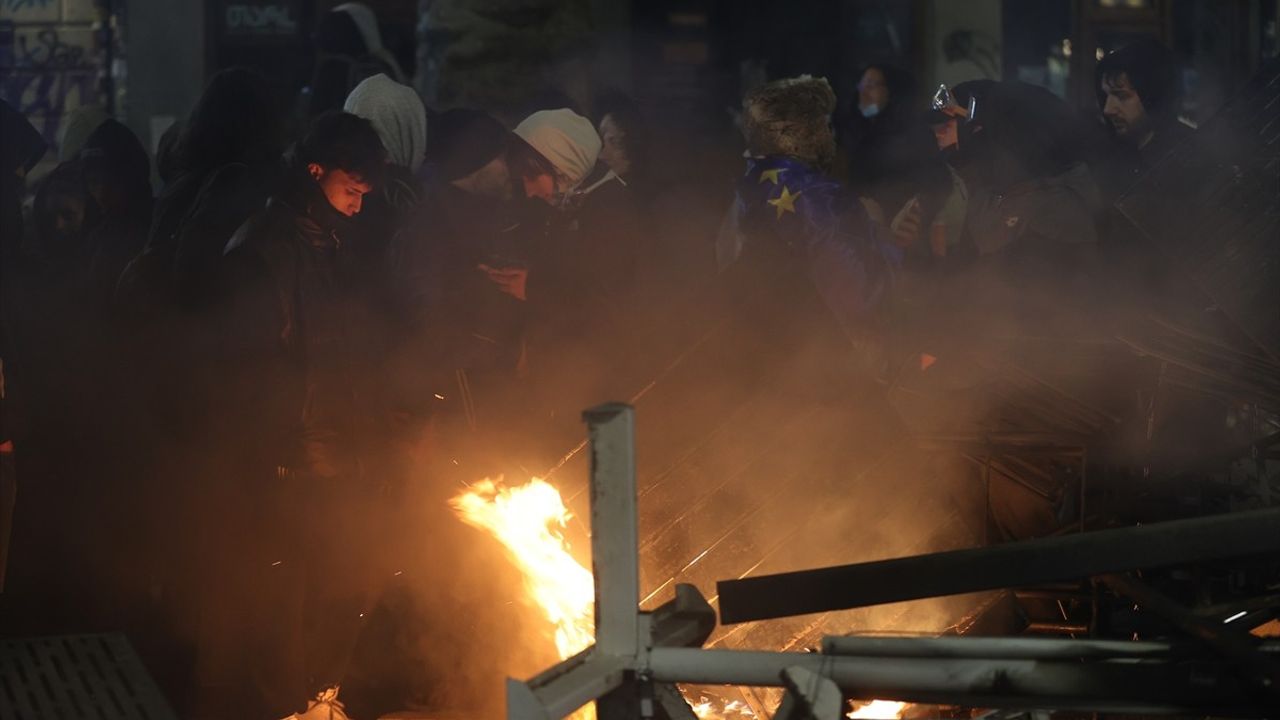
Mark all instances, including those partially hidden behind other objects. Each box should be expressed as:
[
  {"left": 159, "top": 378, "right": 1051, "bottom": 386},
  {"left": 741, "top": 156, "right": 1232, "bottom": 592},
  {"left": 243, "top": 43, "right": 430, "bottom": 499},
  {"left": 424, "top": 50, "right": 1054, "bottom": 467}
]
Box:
[{"left": 513, "top": 108, "right": 602, "bottom": 189}]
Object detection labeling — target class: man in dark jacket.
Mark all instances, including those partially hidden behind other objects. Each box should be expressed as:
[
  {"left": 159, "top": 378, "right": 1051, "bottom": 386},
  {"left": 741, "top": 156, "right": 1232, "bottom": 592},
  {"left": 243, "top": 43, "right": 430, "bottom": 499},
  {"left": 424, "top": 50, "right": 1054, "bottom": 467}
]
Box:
[
  {"left": 387, "top": 109, "right": 547, "bottom": 441},
  {"left": 221, "top": 111, "right": 385, "bottom": 717},
  {"left": 225, "top": 111, "right": 384, "bottom": 478},
  {"left": 1093, "top": 38, "right": 1194, "bottom": 203}
]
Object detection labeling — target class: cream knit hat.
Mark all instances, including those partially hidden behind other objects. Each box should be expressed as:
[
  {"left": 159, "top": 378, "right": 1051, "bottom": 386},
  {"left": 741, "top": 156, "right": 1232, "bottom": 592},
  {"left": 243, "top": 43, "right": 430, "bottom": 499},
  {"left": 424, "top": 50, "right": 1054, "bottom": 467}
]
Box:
[{"left": 514, "top": 108, "right": 602, "bottom": 189}]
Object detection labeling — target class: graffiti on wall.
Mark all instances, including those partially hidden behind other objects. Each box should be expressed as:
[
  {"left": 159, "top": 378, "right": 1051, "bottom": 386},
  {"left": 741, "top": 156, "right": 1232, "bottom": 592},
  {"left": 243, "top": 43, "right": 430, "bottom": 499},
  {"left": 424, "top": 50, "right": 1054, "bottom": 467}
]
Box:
[
  {"left": 2, "top": 0, "right": 56, "bottom": 14},
  {"left": 0, "top": 19, "right": 101, "bottom": 148}
]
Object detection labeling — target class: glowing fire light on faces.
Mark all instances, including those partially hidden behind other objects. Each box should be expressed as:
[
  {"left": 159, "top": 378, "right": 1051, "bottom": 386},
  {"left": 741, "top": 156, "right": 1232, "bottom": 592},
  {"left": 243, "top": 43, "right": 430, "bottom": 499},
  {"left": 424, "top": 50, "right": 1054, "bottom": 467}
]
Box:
[{"left": 450, "top": 477, "right": 595, "bottom": 659}]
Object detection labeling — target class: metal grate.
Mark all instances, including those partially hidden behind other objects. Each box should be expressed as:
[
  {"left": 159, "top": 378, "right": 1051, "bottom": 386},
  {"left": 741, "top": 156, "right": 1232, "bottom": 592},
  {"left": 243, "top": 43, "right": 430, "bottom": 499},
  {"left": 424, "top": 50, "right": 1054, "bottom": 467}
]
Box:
[{"left": 0, "top": 634, "right": 177, "bottom": 720}]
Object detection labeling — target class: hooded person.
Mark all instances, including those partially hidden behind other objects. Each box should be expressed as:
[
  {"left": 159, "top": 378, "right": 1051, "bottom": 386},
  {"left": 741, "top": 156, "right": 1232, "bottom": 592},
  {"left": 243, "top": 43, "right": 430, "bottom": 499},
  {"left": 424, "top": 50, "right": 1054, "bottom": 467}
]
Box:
[
  {"left": 343, "top": 73, "right": 428, "bottom": 266},
  {"left": 344, "top": 73, "right": 426, "bottom": 174},
  {"left": 303, "top": 3, "right": 406, "bottom": 118},
  {"left": 512, "top": 108, "right": 601, "bottom": 204},
  {"left": 508, "top": 107, "right": 648, "bottom": 411},
  {"left": 514, "top": 107, "right": 646, "bottom": 352},
  {"left": 386, "top": 109, "right": 543, "bottom": 420},
  {"left": 77, "top": 119, "right": 153, "bottom": 306},
  {"left": 724, "top": 75, "right": 898, "bottom": 379},
  {"left": 119, "top": 67, "right": 285, "bottom": 311},
  {"left": 949, "top": 81, "right": 1100, "bottom": 258},
  {"left": 931, "top": 81, "right": 1107, "bottom": 344}
]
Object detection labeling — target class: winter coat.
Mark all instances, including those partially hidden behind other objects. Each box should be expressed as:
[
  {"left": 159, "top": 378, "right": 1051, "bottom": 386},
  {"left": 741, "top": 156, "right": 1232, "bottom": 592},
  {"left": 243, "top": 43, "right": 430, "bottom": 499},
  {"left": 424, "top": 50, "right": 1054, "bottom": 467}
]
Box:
[
  {"left": 389, "top": 179, "right": 526, "bottom": 382},
  {"left": 950, "top": 161, "right": 1105, "bottom": 340},
  {"left": 77, "top": 120, "right": 153, "bottom": 308},
  {"left": 119, "top": 67, "right": 283, "bottom": 311},
  {"left": 171, "top": 161, "right": 280, "bottom": 310},
  {"left": 222, "top": 173, "right": 381, "bottom": 479},
  {"left": 727, "top": 154, "right": 899, "bottom": 353},
  {"left": 528, "top": 165, "right": 643, "bottom": 340},
  {"left": 1091, "top": 119, "right": 1195, "bottom": 204}
]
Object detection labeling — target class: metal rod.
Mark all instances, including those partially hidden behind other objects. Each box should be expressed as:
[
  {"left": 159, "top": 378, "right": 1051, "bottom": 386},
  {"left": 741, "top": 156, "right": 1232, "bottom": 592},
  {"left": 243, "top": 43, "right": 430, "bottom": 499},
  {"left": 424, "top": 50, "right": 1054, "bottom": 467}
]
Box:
[
  {"left": 585, "top": 404, "right": 640, "bottom": 659},
  {"left": 819, "top": 635, "right": 1182, "bottom": 660},
  {"left": 644, "top": 648, "right": 1251, "bottom": 713},
  {"left": 717, "top": 507, "right": 1280, "bottom": 624}
]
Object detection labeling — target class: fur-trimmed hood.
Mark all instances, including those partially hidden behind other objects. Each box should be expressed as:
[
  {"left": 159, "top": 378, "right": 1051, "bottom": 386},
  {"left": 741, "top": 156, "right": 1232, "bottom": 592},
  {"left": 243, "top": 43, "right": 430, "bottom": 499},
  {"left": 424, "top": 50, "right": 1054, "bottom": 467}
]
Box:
[{"left": 742, "top": 75, "right": 837, "bottom": 171}]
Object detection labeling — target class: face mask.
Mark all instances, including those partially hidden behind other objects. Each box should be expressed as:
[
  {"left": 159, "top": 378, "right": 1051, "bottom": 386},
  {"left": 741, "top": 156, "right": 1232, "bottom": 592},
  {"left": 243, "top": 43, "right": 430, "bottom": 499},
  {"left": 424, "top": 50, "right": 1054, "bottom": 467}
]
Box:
[{"left": 860, "top": 103, "right": 881, "bottom": 118}]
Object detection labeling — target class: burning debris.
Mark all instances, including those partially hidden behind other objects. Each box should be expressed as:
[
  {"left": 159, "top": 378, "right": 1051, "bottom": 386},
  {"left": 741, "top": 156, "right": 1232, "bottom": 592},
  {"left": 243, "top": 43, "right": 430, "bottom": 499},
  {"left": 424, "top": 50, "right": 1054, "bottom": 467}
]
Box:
[
  {"left": 451, "top": 473, "right": 912, "bottom": 720},
  {"left": 846, "top": 700, "right": 907, "bottom": 719}
]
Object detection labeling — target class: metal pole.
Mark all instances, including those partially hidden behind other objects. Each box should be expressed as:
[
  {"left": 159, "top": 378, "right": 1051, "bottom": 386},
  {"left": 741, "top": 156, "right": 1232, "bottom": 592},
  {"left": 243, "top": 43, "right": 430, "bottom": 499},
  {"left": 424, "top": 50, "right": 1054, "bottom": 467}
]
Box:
[
  {"left": 819, "top": 635, "right": 1184, "bottom": 660},
  {"left": 583, "top": 404, "right": 641, "bottom": 656},
  {"left": 717, "top": 507, "right": 1280, "bottom": 623},
  {"left": 644, "top": 648, "right": 1252, "bottom": 713}
]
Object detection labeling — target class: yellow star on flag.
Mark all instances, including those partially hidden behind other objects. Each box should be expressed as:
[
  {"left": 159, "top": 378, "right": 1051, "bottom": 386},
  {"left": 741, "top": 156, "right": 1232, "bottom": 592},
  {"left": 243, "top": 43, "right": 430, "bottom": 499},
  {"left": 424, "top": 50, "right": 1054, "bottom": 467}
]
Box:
[
  {"left": 758, "top": 168, "right": 786, "bottom": 185},
  {"left": 768, "top": 185, "right": 801, "bottom": 219}
]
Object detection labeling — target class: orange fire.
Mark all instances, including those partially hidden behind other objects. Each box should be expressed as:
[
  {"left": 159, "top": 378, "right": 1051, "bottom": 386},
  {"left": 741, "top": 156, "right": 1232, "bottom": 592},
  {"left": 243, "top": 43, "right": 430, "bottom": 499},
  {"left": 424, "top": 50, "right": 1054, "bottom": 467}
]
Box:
[
  {"left": 450, "top": 477, "right": 595, "bottom": 659},
  {"left": 451, "top": 477, "right": 906, "bottom": 720},
  {"left": 848, "top": 699, "right": 908, "bottom": 719}
]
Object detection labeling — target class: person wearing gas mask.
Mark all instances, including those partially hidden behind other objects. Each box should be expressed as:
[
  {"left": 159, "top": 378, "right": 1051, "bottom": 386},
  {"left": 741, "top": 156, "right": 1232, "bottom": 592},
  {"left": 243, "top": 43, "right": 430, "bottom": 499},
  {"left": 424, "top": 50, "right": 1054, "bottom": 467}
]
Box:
[{"left": 846, "top": 64, "right": 951, "bottom": 257}]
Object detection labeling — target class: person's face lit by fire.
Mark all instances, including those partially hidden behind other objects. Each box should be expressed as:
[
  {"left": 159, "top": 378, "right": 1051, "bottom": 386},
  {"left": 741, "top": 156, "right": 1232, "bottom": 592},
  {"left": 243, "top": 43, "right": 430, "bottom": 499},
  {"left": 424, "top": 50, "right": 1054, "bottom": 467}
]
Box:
[
  {"left": 1101, "top": 72, "right": 1151, "bottom": 145},
  {"left": 598, "top": 113, "right": 631, "bottom": 179},
  {"left": 308, "top": 163, "right": 373, "bottom": 217}
]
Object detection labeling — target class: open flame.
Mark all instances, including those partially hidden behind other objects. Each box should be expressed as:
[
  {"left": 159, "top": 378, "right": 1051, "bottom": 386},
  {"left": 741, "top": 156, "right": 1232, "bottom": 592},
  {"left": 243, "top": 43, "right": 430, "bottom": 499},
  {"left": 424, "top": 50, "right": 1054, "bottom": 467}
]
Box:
[
  {"left": 450, "top": 477, "right": 594, "bottom": 659},
  {"left": 451, "top": 477, "right": 907, "bottom": 720},
  {"left": 848, "top": 700, "right": 908, "bottom": 719}
]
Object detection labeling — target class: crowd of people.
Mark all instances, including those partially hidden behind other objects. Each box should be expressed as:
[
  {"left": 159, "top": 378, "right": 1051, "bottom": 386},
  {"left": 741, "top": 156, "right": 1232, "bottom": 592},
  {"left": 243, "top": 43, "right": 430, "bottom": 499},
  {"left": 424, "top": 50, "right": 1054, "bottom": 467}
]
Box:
[{"left": 0, "top": 21, "right": 1196, "bottom": 719}]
